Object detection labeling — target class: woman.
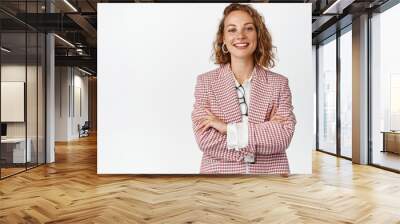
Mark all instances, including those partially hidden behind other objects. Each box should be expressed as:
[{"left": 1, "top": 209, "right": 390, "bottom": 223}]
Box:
[{"left": 191, "top": 3, "right": 296, "bottom": 174}]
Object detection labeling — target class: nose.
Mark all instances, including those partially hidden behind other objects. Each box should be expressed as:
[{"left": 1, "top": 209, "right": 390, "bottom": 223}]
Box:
[{"left": 235, "top": 28, "right": 246, "bottom": 39}]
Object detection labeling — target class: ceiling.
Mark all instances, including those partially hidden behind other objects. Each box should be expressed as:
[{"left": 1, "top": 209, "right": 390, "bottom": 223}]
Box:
[{"left": 0, "top": 0, "right": 393, "bottom": 75}]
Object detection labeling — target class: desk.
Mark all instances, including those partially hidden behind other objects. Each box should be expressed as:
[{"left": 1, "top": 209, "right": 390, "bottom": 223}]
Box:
[
  {"left": 381, "top": 131, "right": 400, "bottom": 154},
  {"left": 1, "top": 138, "right": 31, "bottom": 163}
]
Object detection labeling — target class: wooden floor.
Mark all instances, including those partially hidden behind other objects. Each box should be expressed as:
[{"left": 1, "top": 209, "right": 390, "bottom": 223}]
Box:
[
  {"left": 0, "top": 167, "right": 26, "bottom": 178},
  {"left": 0, "top": 134, "right": 400, "bottom": 223}
]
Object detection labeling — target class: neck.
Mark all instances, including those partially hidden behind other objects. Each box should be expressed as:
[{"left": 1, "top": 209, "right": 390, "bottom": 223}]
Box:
[{"left": 230, "top": 57, "right": 255, "bottom": 84}]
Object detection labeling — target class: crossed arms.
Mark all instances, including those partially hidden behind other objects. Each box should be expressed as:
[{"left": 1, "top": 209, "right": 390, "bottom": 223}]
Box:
[{"left": 191, "top": 75, "right": 296, "bottom": 162}]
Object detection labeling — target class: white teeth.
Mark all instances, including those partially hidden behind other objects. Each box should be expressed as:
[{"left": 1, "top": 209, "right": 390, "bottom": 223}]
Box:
[{"left": 234, "top": 43, "right": 249, "bottom": 47}]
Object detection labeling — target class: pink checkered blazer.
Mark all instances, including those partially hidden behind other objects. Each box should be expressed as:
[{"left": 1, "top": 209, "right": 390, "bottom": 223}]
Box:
[{"left": 191, "top": 63, "right": 296, "bottom": 174}]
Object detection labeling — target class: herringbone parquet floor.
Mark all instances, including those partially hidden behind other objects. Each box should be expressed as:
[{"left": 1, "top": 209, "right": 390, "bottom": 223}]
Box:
[{"left": 1, "top": 134, "right": 400, "bottom": 224}]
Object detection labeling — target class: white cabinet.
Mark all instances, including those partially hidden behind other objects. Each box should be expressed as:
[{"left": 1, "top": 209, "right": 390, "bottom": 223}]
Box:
[{"left": 1, "top": 138, "right": 32, "bottom": 163}]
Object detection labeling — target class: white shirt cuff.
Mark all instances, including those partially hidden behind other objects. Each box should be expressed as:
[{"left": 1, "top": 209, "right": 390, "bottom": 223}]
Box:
[
  {"left": 237, "top": 119, "right": 249, "bottom": 149},
  {"left": 227, "top": 123, "right": 238, "bottom": 150},
  {"left": 227, "top": 119, "right": 249, "bottom": 151}
]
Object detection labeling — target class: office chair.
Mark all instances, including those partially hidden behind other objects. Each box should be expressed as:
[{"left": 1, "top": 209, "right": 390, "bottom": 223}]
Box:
[{"left": 79, "top": 121, "right": 90, "bottom": 138}]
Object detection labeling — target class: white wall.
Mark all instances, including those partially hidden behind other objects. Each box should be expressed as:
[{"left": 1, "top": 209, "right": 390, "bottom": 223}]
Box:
[
  {"left": 55, "top": 67, "right": 69, "bottom": 141},
  {"left": 98, "top": 3, "right": 313, "bottom": 174},
  {"left": 72, "top": 72, "right": 89, "bottom": 138},
  {"left": 55, "top": 67, "right": 89, "bottom": 141},
  {"left": 1, "top": 65, "right": 40, "bottom": 138}
]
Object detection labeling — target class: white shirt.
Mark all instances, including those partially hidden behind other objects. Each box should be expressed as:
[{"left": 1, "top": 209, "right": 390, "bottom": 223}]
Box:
[{"left": 227, "top": 75, "right": 252, "bottom": 151}]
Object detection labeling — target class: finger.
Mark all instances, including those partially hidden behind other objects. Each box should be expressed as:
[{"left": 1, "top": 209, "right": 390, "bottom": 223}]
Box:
[
  {"left": 199, "top": 116, "right": 211, "bottom": 123},
  {"left": 198, "top": 121, "right": 205, "bottom": 130},
  {"left": 201, "top": 123, "right": 211, "bottom": 133},
  {"left": 271, "top": 116, "right": 283, "bottom": 121},
  {"left": 271, "top": 117, "right": 287, "bottom": 123},
  {"left": 205, "top": 110, "right": 217, "bottom": 120},
  {"left": 198, "top": 119, "right": 209, "bottom": 130},
  {"left": 215, "top": 122, "right": 226, "bottom": 134},
  {"left": 277, "top": 116, "right": 288, "bottom": 121},
  {"left": 269, "top": 106, "right": 276, "bottom": 120},
  {"left": 270, "top": 116, "right": 278, "bottom": 121},
  {"left": 271, "top": 105, "right": 276, "bottom": 116},
  {"left": 271, "top": 115, "right": 284, "bottom": 120}
]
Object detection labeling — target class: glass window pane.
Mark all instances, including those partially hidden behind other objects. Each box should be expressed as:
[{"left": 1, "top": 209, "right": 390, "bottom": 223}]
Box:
[
  {"left": 340, "top": 29, "right": 352, "bottom": 158},
  {"left": 1, "top": 31, "right": 27, "bottom": 177},
  {"left": 0, "top": 1, "right": 46, "bottom": 179},
  {"left": 38, "top": 32, "right": 45, "bottom": 165},
  {"left": 318, "top": 37, "right": 337, "bottom": 154},
  {"left": 371, "top": 3, "right": 400, "bottom": 171},
  {"left": 27, "top": 31, "right": 38, "bottom": 169}
]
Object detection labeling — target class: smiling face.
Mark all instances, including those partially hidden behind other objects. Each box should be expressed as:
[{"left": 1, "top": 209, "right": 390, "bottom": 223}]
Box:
[{"left": 223, "top": 10, "right": 258, "bottom": 62}]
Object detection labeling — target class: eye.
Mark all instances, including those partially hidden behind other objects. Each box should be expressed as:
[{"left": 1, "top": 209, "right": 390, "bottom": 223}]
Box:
[
  {"left": 246, "top": 26, "right": 254, "bottom": 31},
  {"left": 227, "top": 28, "right": 236, "bottom": 33}
]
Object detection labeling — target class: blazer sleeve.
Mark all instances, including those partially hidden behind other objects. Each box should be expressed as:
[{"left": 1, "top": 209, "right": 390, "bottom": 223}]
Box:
[
  {"left": 191, "top": 75, "right": 243, "bottom": 162},
  {"left": 248, "top": 77, "right": 296, "bottom": 155}
]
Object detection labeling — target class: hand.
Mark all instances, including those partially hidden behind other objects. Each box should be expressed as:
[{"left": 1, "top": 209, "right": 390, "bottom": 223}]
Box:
[
  {"left": 269, "top": 105, "right": 288, "bottom": 123},
  {"left": 198, "top": 109, "right": 227, "bottom": 134}
]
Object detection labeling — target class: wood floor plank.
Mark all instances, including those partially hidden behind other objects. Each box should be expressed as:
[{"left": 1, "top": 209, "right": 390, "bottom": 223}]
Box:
[{"left": 0, "top": 134, "right": 400, "bottom": 223}]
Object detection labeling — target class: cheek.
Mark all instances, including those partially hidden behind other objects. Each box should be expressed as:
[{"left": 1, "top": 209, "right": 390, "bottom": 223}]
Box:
[
  {"left": 250, "top": 38, "right": 257, "bottom": 48},
  {"left": 224, "top": 37, "right": 233, "bottom": 45},
  {"left": 251, "top": 35, "right": 257, "bottom": 45},
  {"left": 252, "top": 40, "right": 258, "bottom": 51},
  {"left": 251, "top": 39, "right": 257, "bottom": 46}
]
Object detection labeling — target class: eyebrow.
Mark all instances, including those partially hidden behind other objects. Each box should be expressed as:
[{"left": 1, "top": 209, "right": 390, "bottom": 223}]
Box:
[{"left": 226, "top": 22, "right": 254, "bottom": 27}]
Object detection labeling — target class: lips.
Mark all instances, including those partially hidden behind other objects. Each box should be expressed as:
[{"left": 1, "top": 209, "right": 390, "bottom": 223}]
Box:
[{"left": 233, "top": 42, "right": 249, "bottom": 49}]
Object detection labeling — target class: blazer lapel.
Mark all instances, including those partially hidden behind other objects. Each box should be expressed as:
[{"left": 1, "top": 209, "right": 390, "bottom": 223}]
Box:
[
  {"left": 211, "top": 64, "right": 273, "bottom": 124},
  {"left": 211, "top": 64, "right": 242, "bottom": 123},
  {"left": 248, "top": 66, "right": 272, "bottom": 124}
]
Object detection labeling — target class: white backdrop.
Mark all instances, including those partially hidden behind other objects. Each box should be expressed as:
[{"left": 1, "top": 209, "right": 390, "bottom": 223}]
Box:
[{"left": 98, "top": 3, "right": 313, "bottom": 174}]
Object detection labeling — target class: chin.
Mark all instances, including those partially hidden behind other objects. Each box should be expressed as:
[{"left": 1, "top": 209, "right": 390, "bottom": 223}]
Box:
[{"left": 231, "top": 52, "right": 254, "bottom": 60}]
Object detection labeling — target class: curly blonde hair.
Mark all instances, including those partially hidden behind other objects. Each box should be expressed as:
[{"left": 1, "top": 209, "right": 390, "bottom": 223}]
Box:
[{"left": 212, "top": 3, "right": 275, "bottom": 68}]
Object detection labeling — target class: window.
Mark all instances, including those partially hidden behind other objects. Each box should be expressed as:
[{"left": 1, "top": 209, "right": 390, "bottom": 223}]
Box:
[
  {"left": 0, "top": 1, "right": 47, "bottom": 179},
  {"left": 340, "top": 28, "right": 352, "bottom": 158},
  {"left": 318, "top": 36, "right": 337, "bottom": 154},
  {"left": 370, "top": 2, "right": 400, "bottom": 171}
]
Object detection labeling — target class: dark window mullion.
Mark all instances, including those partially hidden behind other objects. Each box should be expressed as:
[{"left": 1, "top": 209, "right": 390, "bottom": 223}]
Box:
[
  {"left": 25, "top": 0, "right": 28, "bottom": 171},
  {"left": 336, "top": 30, "right": 341, "bottom": 157},
  {"left": 36, "top": 0, "right": 39, "bottom": 167},
  {"left": 367, "top": 11, "right": 373, "bottom": 165},
  {"left": 316, "top": 45, "right": 320, "bottom": 151}
]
